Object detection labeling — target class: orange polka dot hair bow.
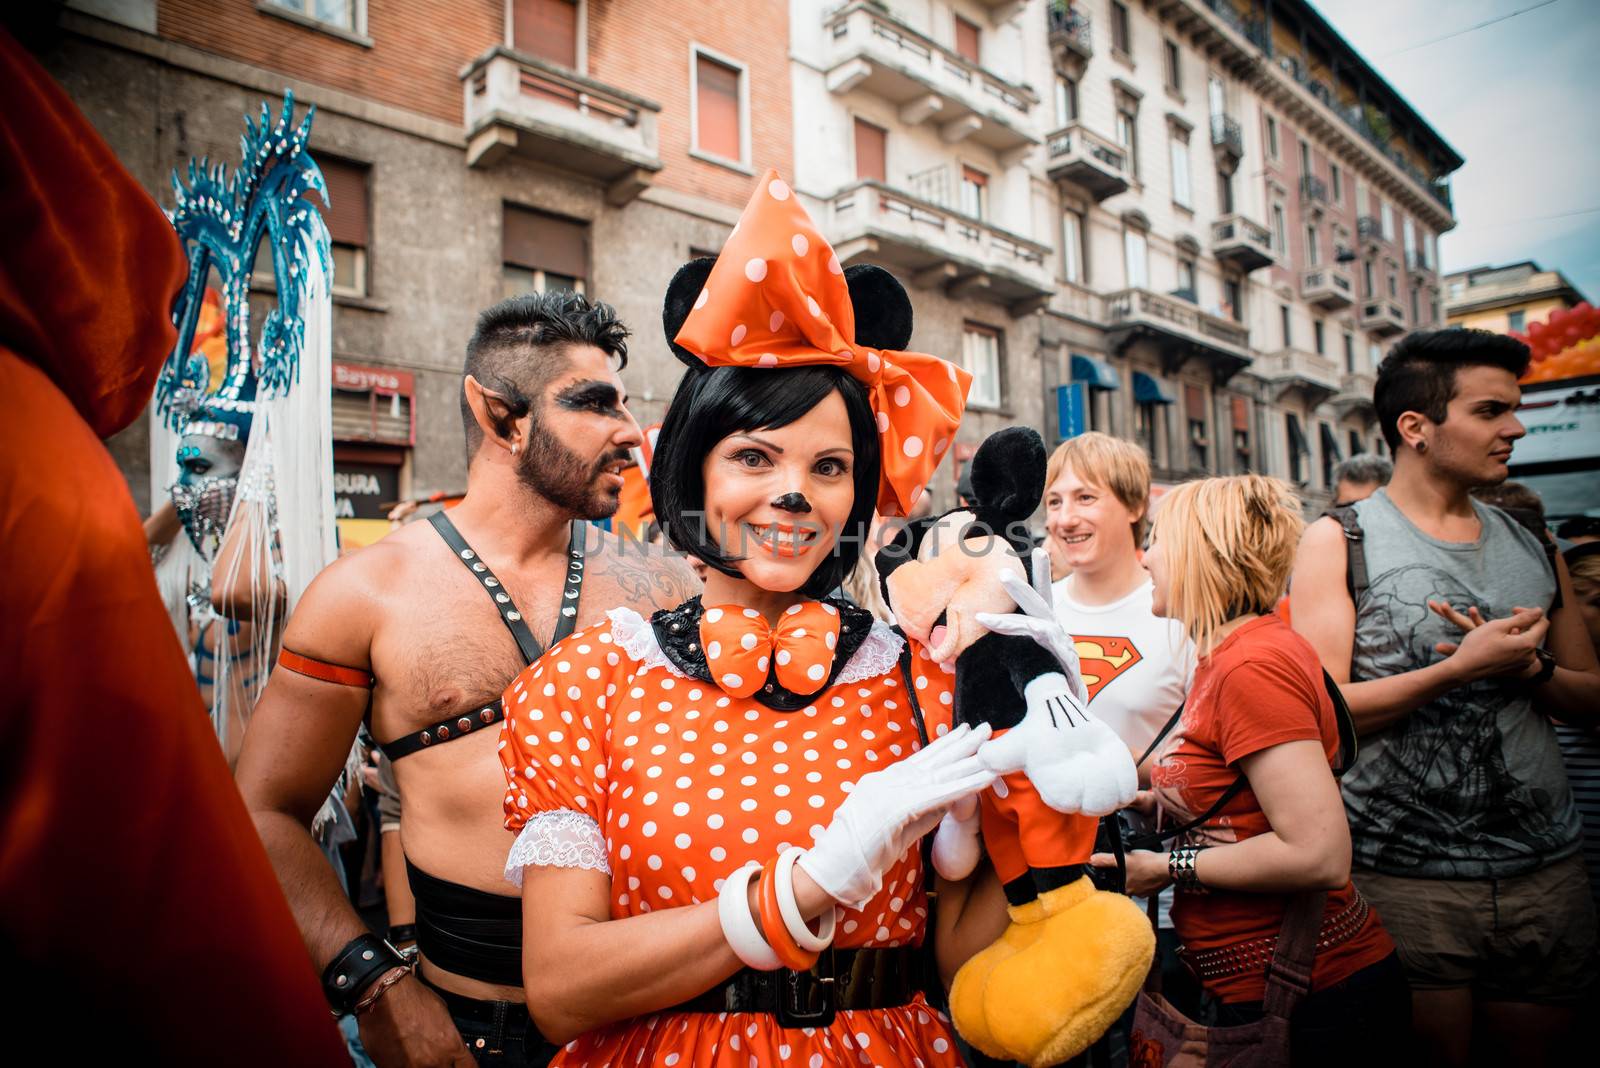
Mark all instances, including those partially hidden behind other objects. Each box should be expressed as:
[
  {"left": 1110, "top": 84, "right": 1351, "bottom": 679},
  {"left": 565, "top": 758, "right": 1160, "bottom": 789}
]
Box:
[
  {"left": 700, "top": 601, "right": 841, "bottom": 699},
  {"left": 673, "top": 169, "right": 972, "bottom": 518}
]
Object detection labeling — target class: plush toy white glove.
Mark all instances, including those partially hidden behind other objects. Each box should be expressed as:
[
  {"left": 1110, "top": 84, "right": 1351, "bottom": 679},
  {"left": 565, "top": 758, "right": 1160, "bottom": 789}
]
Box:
[
  {"left": 799, "top": 722, "right": 995, "bottom": 908},
  {"left": 974, "top": 555, "right": 1137, "bottom": 817},
  {"left": 931, "top": 794, "right": 984, "bottom": 881}
]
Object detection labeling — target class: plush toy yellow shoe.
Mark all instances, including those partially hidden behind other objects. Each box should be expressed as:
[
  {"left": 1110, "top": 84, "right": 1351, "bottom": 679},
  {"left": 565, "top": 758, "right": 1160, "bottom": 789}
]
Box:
[
  {"left": 979, "top": 877, "right": 1155, "bottom": 1067},
  {"left": 948, "top": 894, "right": 1051, "bottom": 1059}
]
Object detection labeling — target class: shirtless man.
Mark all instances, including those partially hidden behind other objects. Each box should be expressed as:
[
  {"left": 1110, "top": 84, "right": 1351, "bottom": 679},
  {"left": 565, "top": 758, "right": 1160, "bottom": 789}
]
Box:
[{"left": 237, "top": 292, "right": 699, "bottom": 1067}]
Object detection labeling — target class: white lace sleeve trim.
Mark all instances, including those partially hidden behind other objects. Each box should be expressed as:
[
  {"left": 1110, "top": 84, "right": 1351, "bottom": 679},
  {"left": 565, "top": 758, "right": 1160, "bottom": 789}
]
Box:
[
  {"left": 836, "top": 620, "right": 905, "bottom": 685},
  {"left": 606, "top": 607, "right": 689, "bottom": 678},
  {"left": 504, "top": 809, "right": 610, "bottom": 888}
]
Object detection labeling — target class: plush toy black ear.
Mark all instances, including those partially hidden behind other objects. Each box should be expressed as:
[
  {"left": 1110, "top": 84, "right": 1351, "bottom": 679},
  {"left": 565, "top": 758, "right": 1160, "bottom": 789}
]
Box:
[
  {"left": 662, "top": 256, "right": 717, "bottom": 368},
  {"left": 844, "top": 264, "right": 913, "bottom": 351},
  {"left": 969, "top": 427, "right": 1047, "bottom": 527}
]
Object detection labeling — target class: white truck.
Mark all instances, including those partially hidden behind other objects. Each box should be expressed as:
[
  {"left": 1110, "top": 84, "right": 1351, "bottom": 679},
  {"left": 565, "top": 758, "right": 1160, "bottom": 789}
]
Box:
[{"left": 1509, "top": 374, "right": 1600, "bottom": 523}]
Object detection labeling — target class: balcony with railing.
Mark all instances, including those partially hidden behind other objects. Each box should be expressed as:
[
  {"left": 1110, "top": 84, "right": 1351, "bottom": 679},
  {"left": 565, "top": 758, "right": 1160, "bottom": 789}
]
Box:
[
  {"left": 1046, "top": 2, "right": 1093, "bottom": 78},
  {"left": 1211, "top": 213, "right": 1275, "bottom": 273},
  {"left": 1359, "top": 298, "right": 1406, "bottom": 336},
  {"left": 1357, "top": 215, "right": 1384, "bottom": 249},
  {"left": 460, "top": 47, "right": 661, "bottom": 203},
  {"left": 1103, "top": 287, "right": 1253, "bottom": 382},
  {"left": 1258, "top": 348, "right": 1342, "bottom": 407},
  {"left": 1302, "top": 266, "right": 1354, "bottom": 311},
  {"left": 1300, "top": 174, "right": 1329, "bottom": 208},
  {"left": 1211, "top": 114, "right": 1243, "bottom": 172},
  {"left": 1332, "top": 370, "right": 1377, "bottom": 418},
  {"left": 824, "top": 1, "right": 1038, "bottom": 153},
  {"left": 1405, "top": 250, "right": 1433, "bottom": 279},
  {"left": 825, "top": 179, "right": 1054, "bottom": 315},
  {"left": 1045, "top": 121, "right": 1130, "bottom": 201}
]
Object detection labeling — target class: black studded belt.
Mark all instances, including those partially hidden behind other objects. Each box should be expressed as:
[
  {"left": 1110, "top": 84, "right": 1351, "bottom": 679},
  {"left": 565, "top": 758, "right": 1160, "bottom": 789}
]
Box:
[{"left": 667, "top": 945, "right": 933, "bottom": 1029}]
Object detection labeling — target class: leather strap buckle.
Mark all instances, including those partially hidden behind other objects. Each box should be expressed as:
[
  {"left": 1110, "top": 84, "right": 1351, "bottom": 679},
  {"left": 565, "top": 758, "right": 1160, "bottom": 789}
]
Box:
[{"left": 776, "top": 944, "right": 837, "bottom": 1028}]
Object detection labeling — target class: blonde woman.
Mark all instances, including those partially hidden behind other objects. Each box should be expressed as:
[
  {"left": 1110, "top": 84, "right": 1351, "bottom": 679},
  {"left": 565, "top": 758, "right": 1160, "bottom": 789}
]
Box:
[{"left": 1103, "top": 476, "right": 1407, "bottom": 1065}]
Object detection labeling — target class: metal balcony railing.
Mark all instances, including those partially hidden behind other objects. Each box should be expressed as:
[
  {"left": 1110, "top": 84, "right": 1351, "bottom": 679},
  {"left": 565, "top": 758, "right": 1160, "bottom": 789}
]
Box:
[
  {"left": 1301, "top": 175, "right": 1329, "bottom": 205},
  {"left": 1357, "top": 215, "right": 1383, "bottom": 243},
  {"left": 1211, "top": 213, "right": 1275, "bottom": 273},
  {"left": 1210, "top": 114, "right": 1243, "bottom": 159},
  {"left": 1046, "top": 2, "right": 1092, "bottom": 55}
]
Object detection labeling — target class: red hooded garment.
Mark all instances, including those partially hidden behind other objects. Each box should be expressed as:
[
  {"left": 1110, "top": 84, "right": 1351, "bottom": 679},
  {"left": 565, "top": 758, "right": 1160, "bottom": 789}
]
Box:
[{"left": 0, "top": 31, "right": 344, "bottom": 1063}]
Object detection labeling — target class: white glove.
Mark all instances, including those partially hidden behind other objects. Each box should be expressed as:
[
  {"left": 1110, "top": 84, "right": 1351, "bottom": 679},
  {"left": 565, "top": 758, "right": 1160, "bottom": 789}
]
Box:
[
  {"left": 974, "top": 555, "right": 1136, "bottom": 817},
  {"left": 931, "top": 793, "right": 984, "bottom": 881},
  {"left": 799, "top": 722, "right": 995, "bottom": 908}
]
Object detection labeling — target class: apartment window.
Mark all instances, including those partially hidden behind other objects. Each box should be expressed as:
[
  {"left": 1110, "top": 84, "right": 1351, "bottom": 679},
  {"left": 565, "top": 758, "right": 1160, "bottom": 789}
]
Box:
[
  {"left": 962, "top": 324, "right": 1002, "bottom": 409},
  {"left": 853, "top": 118, "right": 886, "bottom": 182},
  {"left": 1320, "top": 423, "right": 1340, "bottom": 488},
  {"left": 1343, "top": 332, "right": 1355, "bottom": 373},
  {"left": 1380, "top": 200, "right": 1394, "bottom": 240},
  {"left": 1208, "top": 75, "right": 1226, "bottom": 118},
  {"left": 1411, "top": 285, "right": 1421, "bottom": 324},
  {"left": 1314, "top": 319, "right": 1326, "bottom": 356},
  {"left": 1388, "top": 269, "right": 1398, "bottom": 298},
  {"left": 1231, "top": 395, "right": 1251, "bottom": 473},
  {"left": 1123, "top": 227, "right": 1150, "bottom": 289},
  {"left": 502, "top": 204, "right": 587, "bottom": 300},
  {"left": 1330, "top": 162, "right": 1343, "bottom": 203},
  {"left": 1266, "top": 114, "right": 1279, "bottom": 158},
  {"left": 692, "top": 49, "right": 746, "bottom": 165},
  {"left": 1217, "top": 168, "right": 1234, "bottom": 213},
  {"left": 1271, "top": 203, "right": 1287, "bottom": 254},
  {"left": 296, "top": 156, "right": 370, "bottom": 297},
  {"left": 1224, "top": 277, "right": 1243, "bottom": 322},
  {"left": 1425, "top": 232, "right": 1438, "bottom": 270},
  {"left": 1287, "top": 413, "right": 1309, "bottom": 483},
  {"left": 266, "top": 0, "right": 361, "bottom": 33},
  {"left": 1136, "top": 400, "right": 1159, "bottom": 461},
  {"left": 1403, "top": 217, "right": 1417, "bottom": 265},
  {"left": 954, "top": 14, "right": 981, "bottom": 64},
  {"left": 1110, "top": 1, "right": 1131, "bottom": 55},
  {"left": 1116, "top": 109, "right": 1139, "bottom": 179},
  {"left": 1363, "top": 259, "right": 1375, "bottom": 298},
  {"left": 1508, "top": 309, "right": 1526, "bottom": 332},
  {"left": 1062, "top": 209, "right": 1085, "bottom": 284},
  {"left": 1170, "top": 133, "right": 1192, "bottom": 209},
  {"left": 1176, "top": 258, "right": 1197, "bottom": 300},
  {"left": 1186, "top": 384, "right": 1209, "bottom": 471},
  {"left": 1305, "top": 224, "right": 1320, "bottom": 266},
  {"left": 1280, "top": 304, "right": 1292, "bottom": 348},
  {"left": 1054, "top": 76, "right": 1079, "bottom": 127},
  {"left": 960, "top": 166, "right": 988, "bottom": 220},
  {"left": 512, "top": 0, "right": 578, "bottom": 68},
  {"left": 1298, "top": 138, "right": 1312, "bottom": 180},
  {"left": 1369, "top": 341, "right": 1381, "bottom": 372},
  {"left": 1164, "top": 40, "right": 1182, "bottom": 93}
]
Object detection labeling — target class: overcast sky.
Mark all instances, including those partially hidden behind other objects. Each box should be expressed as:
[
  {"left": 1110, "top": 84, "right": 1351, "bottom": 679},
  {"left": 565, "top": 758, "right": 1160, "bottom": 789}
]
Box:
[{"left": 1315, "top": 0, "right": 1599, "bottom": 302}]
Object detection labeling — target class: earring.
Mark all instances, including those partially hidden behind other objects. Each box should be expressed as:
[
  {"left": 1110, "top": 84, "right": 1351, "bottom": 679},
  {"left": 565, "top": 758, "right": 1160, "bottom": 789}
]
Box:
[
  {"left": 1415, "top": 440, "right": 1427, "bottom": 454},
  {"left": 510, "top": 443, "right": 521, "bottom": 457}
]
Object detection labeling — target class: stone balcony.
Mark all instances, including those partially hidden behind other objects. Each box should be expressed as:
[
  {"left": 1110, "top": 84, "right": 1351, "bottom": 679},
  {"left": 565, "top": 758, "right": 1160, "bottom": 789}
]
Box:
[
  {"left": 1045, "top": 121, "right": 1131, "bottom": 201},
  {"left": 1258, "top": 348, "right": 1342, "bottom": 406},
  {"left": 1360, "top": 298, "right": 1406, "bottom": 336},
  {"left": 1332, "top": 370, "right": 1377, "bottom": 419},
  {"left": 824, "top": 1, "right": 1039, "bottom": 154},
  {"left": 1211, "top": 213, "right": 1275, "bottom": 273},
  {"left": 825, "top": 180, "right": 1055, "bottom": 316},
  {"left": 460, "top": 47, "right": 661, "bottom": 204},
  {"left": 1301, "top": 265, "right": 1355, "bottom": 310},
  {"left": 1103, "top": 287, "right": 1253, "bottom": 383}
]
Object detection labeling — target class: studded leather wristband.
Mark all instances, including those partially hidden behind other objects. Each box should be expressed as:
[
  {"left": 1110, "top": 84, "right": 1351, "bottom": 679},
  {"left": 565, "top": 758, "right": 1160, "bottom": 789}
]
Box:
[
  {"left": 323, "top": 934, "right": 408, "bottom": 1017},
  {"left": 1168, "top": 846, "right": 1209, "bottom": 894}
]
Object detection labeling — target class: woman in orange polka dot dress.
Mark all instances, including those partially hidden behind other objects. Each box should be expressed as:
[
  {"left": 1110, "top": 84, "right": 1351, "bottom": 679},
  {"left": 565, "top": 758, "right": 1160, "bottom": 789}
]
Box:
[{"left": 497, "top": 172, "right": 1012, "bottom": 1066}]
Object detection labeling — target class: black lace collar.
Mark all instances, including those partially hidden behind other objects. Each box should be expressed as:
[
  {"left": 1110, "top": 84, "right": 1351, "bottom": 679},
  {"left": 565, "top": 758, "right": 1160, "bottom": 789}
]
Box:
[{"left": 650, "top": 595, "right": 877, "bottom": 711}]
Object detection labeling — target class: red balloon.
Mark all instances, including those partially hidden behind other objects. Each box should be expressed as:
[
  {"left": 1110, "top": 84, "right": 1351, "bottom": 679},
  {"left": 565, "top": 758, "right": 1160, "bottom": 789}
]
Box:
[
  {"left": 1574, "top": 301, "right": 1593, "bottom": 317},
  {"left": 1529, "top": 320, "right": 1547, "bottom": 338}
]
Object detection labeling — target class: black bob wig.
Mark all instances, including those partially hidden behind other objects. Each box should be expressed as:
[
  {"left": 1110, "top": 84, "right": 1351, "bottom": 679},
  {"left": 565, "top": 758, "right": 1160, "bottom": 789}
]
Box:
[{"left": 649, "top": 257, "right": 915, "bottom": 599}]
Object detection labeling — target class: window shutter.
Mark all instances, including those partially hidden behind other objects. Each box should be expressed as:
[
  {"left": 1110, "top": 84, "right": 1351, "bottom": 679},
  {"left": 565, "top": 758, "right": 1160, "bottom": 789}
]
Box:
[
  {"left": 854, "top": 119, "right": 886, "bottom": 182},
  {"left": 513, "top": 0, "right": 578, "bottom": 68},
  {"left": 503, "top": 205, "right": 588, "bottom": 280},
  {"left": 332, "top": 388, "right": 413, "bottom": 445},
  {"left": 696, "top": 55, "right": 742, "bottom": 160},
  {"left": 1184, "top": 384, "right": 1205, "bottom": 422},
  {"left": 954, "top": 16, "right": 981, "bottom": 63},
  {"left": 1231, "top": 395, "right": 1250, "bottom": 432},
  {"left": 317, "top": 158, "right": 369, "bottom": 248}
]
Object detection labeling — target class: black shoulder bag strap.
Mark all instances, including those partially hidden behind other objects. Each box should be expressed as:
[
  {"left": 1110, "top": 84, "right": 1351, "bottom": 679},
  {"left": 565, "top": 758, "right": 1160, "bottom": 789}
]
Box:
[
  {"left": 897, "top": 640, "right": 949, "bottom": 1007},
  {"left": 1324, "top": 504, "right": 1369, "bottom": 607}
]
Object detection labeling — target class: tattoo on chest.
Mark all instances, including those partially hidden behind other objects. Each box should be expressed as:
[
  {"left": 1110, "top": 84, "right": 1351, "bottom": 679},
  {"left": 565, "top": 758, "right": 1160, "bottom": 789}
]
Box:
[{"left": 589, "top": 547, "right": 699, "bottom": 610}]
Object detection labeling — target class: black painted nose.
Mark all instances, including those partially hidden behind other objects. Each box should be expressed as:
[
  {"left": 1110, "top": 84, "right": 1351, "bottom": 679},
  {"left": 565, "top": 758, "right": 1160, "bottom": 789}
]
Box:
[{"left": 771, "top": 492, "right": 812, "bottom": 514}]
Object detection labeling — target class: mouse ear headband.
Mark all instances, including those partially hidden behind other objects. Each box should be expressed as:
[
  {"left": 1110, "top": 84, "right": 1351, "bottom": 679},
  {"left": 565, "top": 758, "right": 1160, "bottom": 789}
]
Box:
[{"left": 670, "top": 169, "right": 971, "bottom": 518}]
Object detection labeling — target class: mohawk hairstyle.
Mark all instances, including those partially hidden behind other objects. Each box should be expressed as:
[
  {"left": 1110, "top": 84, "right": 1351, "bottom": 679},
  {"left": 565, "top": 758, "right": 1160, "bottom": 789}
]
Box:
[{"left": 1374, "top": 328, "right": 1530, "bottom": 451}]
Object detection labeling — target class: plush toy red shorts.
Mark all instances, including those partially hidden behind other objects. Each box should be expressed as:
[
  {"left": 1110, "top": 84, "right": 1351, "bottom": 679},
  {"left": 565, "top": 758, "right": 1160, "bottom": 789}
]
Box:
[{"left": 979, "top": 767, "right": 1099, "bottom": 886}]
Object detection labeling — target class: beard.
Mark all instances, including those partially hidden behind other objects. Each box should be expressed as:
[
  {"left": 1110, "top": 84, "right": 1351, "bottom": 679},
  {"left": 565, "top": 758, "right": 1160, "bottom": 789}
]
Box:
[{"left": 515, "top": 414, "right": 629, "bottom": 519}]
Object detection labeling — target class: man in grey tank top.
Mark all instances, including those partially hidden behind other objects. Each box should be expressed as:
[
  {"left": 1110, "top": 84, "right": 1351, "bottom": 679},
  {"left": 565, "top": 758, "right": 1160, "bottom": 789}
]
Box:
[{"left": 1292, "top": 328, "right": 1600, "bottom": 1067}]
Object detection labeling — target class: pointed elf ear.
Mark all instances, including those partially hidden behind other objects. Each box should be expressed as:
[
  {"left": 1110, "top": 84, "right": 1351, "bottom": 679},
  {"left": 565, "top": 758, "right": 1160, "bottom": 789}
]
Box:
[
  {"left": 662, "top": 256, "right": 718, "bottom": 369},
  {"left": 843, "top": 264, "right": 913, "bottom": 352}
]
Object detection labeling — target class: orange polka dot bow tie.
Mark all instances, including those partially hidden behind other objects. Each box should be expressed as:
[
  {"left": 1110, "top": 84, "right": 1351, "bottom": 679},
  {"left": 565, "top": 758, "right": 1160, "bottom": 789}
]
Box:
[
  {"left": 673, "top": 168, "right": 972, "bottom": 518},
  {"left": 699, "top": 601, "right": 842, "bottom": 699}
]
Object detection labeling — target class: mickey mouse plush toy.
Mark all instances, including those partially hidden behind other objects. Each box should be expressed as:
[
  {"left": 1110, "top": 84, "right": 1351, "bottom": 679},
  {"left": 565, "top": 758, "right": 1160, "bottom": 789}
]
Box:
[{"left": 877, "top": 427, "right": 1154, "bottom": 1067}]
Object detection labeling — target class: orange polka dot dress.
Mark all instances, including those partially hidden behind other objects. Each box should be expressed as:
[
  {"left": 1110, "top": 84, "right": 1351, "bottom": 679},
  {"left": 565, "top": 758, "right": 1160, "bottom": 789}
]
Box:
[{"left": 499, "top": 600, "right": 964, "bottom": 1067}]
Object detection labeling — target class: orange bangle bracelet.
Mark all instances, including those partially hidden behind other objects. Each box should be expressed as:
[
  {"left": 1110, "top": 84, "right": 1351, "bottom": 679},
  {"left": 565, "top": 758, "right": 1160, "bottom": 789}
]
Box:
[{"left": 758, "top": 857, "right": 819, "bottom": 971}]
